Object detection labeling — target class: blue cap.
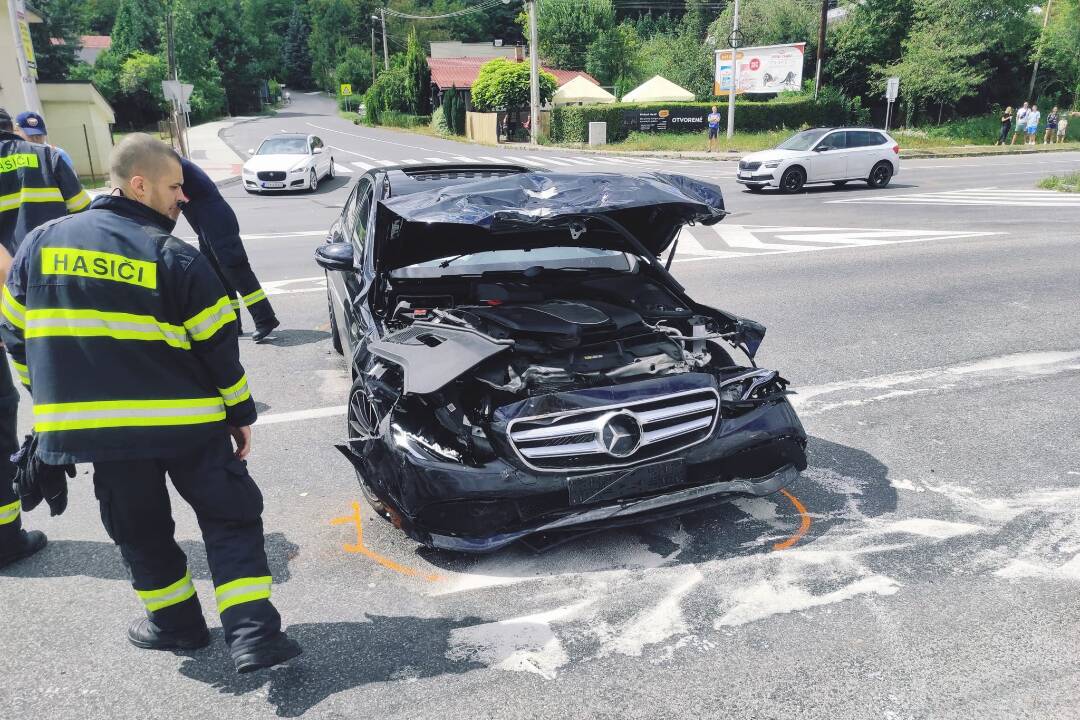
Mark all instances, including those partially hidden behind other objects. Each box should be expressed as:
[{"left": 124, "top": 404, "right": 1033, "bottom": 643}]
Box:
[{"left": 15, "top": 111, "right": 47, "bottom": 136}]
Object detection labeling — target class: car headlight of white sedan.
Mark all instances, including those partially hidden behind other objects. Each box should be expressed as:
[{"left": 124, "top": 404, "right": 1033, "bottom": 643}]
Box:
[
  {"left": 762, "top": 160, "right": 782, "bottom": 169},
  {"left": 289, "top": 166, "right": 309, "bottom": 174}
]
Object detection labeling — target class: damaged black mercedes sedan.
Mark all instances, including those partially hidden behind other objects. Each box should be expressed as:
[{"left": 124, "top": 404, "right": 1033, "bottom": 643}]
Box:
[{"left": 315, "top": 164, "right": 807, "bottom": 552}]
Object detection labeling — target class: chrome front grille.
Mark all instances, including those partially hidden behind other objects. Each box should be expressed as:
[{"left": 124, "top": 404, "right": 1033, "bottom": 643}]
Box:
[{"left": 507, "top": 388, "right": 719, "bottom": 472}]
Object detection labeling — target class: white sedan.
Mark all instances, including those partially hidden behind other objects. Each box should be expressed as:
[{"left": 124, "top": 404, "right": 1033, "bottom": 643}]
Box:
[
  {"left": 735, "top": 127, "right": 900, "bottom": 193},
  {"left": 242, "top": 133, "right": 335, "bottom": 193}
]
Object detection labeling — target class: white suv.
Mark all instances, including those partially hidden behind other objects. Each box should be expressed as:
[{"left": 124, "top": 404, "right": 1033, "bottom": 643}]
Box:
[{"left": 735, "top": 127, "right": 900, "bottom": 193}]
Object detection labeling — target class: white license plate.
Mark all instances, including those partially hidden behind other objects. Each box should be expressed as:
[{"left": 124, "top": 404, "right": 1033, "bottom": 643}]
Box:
[
  {"left": 263, "top": 182, "right": 285, "bottom": 188},
  {"left": 738, "top": 171, "right": 750, "bottom": 179}
]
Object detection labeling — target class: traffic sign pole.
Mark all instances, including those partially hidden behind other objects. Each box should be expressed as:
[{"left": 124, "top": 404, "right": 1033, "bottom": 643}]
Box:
[{"left": 726, "top": 0, "right": 740, "bottom": 139}]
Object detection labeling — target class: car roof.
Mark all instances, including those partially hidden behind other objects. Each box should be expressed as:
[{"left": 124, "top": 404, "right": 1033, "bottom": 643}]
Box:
[
  {"left": 265, "top": 132, "right": 309, "bottom": 140},
  {"left": 368, "top": 164, "right": 535, "bottom": 197}
]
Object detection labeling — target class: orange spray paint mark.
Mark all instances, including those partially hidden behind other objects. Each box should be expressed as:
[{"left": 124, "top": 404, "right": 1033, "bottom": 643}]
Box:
[
  {"left": 772, "top": 489, "right": 811, "bottom": 551},
  {"left": 330, "top": 501, "right": 444, "bottom": 582}
]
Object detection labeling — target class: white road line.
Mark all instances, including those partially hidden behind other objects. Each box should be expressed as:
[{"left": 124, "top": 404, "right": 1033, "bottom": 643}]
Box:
[
  {"left": 331, "top": 147, "right": 379, "bottom": 161},
  {"left": 704, "top": 224, "right": 818, "bottom": 251},
  {"left": 424, "top": 157, "right": 449, "bottom": 163},
  {"left": 258, "top": 406, "right": 347, "bottom": 426},
  {"left": 548, "top": 157, "right": 593, "bottom": 166},
  {"left": 450, "top": 155, "right": 480, "bottom": 162},
  {"left": 501, "top": 155, "right": 547, "bottom": 167},
  {"left": 475, "top": 156, "right": 511, "bottom": 164},
  {"left": 351, "top": 160, "right": 375, "bottom": 170},
  {"left": 334, "top": 165, "right": 353, "bottom": 174},
  {"left": 398, "top": 158, "right": 420, "bottom": 164},
  {"left": 305, "top": 122, "right": 462, "bottom": 157},
  {"left": 374, "top": 160, "right": 397, "bottom": 167},
  {"left": 535, "top": 156, "right": 573, "bottom": 166}
]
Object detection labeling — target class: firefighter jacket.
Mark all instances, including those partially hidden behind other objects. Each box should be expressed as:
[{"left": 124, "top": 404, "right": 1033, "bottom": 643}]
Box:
[
  {"left": 0, "top": 194, "right": 257, "bottom": 465},
  {"left": 1, "top": 130, "right": 91, "bottom": 255}
]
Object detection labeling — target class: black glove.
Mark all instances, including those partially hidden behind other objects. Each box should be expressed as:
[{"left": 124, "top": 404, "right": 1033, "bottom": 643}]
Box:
[{"left": 11, "top": 433, "right": 76, "bottom": 517}]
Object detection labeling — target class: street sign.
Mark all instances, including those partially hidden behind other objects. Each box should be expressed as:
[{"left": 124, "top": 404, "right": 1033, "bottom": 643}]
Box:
[
  {"left": 886, "top": 76, "right": 900, "bottom": 101},
  {"left": 161, "top": 81, "right": 194, "bottom": 105},
  {"left": 340, "top": 84, "right": 353, "bottom": 96}
]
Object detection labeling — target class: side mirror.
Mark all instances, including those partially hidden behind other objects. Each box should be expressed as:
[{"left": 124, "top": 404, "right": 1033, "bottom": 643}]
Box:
[
  {"left": 247, "top": 148, "right": 255, "bottom": 154},
  {"left": 314, "top": 243, "right": 355, "bottom": 272},
  {"left": 814, "top": 145, "right": 831, "bottom": 152},
  {"left": 313, "top": 147, "right": 323, "bottom": 154}
]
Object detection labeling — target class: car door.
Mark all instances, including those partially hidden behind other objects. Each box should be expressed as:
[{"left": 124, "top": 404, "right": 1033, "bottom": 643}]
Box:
[
  {"left": 808, "top": 130, "right": 848, "bottom": 182},
  {"left": 312, "top": 136, "right": 328, "bottom": 176},
  {"left": 843, "top": 130, "right": 875, "bottom": 179},
  {"left": 326, "top": 182, "right": 360, "bottom": 351},
  {"left": 341, "top": 177, "right": 374, "bottom": 355}
]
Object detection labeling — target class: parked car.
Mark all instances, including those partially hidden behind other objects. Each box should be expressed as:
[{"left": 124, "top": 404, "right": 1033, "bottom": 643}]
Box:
[
  {"left": 736, "top": 127, "right": 900, "bottom": 193},
  {"left": 242, "top": 133, "right": 335, "bottom": 193},
  {"left": 315, "top": 166, "right": 808, "bottom": 552}
]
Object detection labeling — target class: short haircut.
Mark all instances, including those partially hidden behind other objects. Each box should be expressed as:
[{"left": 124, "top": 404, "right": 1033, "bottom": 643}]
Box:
[
  {"left": 0, "top": 107, "right": 12, "bottom": 131},
  {"left": 110, "top": 133, "right": 181, "bottom": 187}
]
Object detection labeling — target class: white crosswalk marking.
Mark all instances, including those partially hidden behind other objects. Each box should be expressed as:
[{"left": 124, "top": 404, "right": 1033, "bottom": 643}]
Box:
[
  {"left": 828, "top": 187, "right": 1080, "bottom": 207},
  {"left": 398, "top": 158, "right": 420, "bottom": 164},
  {"left": 374, "top": 159, "right": 397, "bottom": 167},
  {"left": 475, "top": 156, "right": 511, "bottom": 164},
  {"left": 548, "top": 156, "right": 593, "bottom": 166},
  {"left": 501, "top": 155, "right": 548, "bottom": 167},
  {"left": 450, "top": 156, "right": 480, "bottom": 162},
  {"left": 534, "top": 156, "right": 573, "bottom": 166},
  {"left": 351, "top": 160, "right": 375, "bottom": 170},
  {"left": 670, "top": 224, "right": 1001, "bottom": 263},
  {"left": 334, "top": 165, "right": 353, "bottom": 174},
  {"left": 423, "top": 157, "right": 449, "bottom": 163}
]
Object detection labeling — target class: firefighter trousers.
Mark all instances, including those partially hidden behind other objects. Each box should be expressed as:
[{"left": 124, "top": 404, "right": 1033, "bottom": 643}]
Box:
[
  {"left": 91, "top": 432, "right": 282, "bottom": 652},
  {"left": 0, "top": 348, "right": 24, "bottom": 550},
  {"left": 198, "top": 237, "right": 277, "bottom": 332}
]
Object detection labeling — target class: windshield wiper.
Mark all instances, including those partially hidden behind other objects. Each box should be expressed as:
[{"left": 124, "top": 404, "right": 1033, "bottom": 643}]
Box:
[{"left": 438, "top": 254, "right": 471, "bottom": 268}]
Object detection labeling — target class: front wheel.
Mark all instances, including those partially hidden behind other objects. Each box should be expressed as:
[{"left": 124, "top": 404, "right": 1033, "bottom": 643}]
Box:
[
  {"left": 347, "top": 379, "right": 391, "bottom": 519},
  {"left": 867, "top": 162, "right": 893, "bottom": 188},
  {"left": 779, "top": 166, "right": 805, "bottom": 193}
]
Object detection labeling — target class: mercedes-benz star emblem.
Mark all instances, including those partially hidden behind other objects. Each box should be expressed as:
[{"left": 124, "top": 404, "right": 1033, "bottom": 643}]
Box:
[{"left": 599, "top": 411, "right": 643, "bottom": 458}]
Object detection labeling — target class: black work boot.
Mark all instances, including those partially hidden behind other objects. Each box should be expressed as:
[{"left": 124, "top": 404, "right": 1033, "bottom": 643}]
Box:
[
  {"left": 127, "top": 617, "right": 211, "bottom": 651},
  {"left": 251, "top": 317, "right": 280, "bottom": 344},
  {"left": 233, "top": 632, "right": 302, "bottom": 673},
  {"left": 0, "top": 529, "right": 47, "bottom": 569}
]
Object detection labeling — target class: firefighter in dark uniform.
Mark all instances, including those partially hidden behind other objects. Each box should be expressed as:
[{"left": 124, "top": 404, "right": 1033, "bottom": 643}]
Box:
[
  {"left": 179, "top": 158, "right": 280, "bottom": 342},
  {"left": 0, "top": 106, "right": 91, "bottom": 569},
  {"left": 0, "top": 133, "right": 301, "bottom": 673}
]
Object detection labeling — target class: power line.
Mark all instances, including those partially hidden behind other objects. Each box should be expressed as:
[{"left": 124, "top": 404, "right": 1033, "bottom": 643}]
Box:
[{"left": 382, "top": 0, "right": 508, "bottom": 20}]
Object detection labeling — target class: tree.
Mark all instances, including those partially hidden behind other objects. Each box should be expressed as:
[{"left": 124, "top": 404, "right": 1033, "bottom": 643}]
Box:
[
  {"left": 826, "top": 0, "right": 914, "bottom": 103},
  {"left": 403, "top": 27, "right": 431, "bottom": 115},
  {"left": 443, "top": 85, "right": 464, "bottom": 134},
  {"left": 639, "top": 31, "right": 714, "bottom": 99},
  {"left": 470, "top": 58, "right": 557, "bottom": 112},
  {"left": 171, "top": 0, "right": 229, "bottom": 120},
  {"left": 1038, "top": 0, "right": 1080, "bottom": 104},
  {"left": 530, "top": 0, "right": 615, "bottom": 69},
  {"left": 80, "top": 0, "right": 121, "bottom": 34},
  {"left": 110, "top": 0, "right": 164, "bottom": 56},
  {"left": 709, "top": 0, "right": 819, "bottom": 80},
  {"left": 28, "top": 0, "right": 82, "bottom": 81},
  {"left": 281, "top": 2, "right": 314, "bottom": 88},
  {"left": 173, "top": 0, "right": 262, "bottom": 115},
  {"left": 586, "top": 21, "right": 644, "bottom": 95},
  {"left": 363, "top": 66, "right": 412, "bottom": 124},
  {"left": 308, "top": 0, "right": 374, "bottom": 91},
  {"left": 335, "top": 46, "right": 373, "bottom": 99},
  {"left": 241, "top": 0, "right": 296, "bottom": 81}
]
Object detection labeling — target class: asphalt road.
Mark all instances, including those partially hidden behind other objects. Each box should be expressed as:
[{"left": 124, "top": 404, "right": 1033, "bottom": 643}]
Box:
[{"left": 3, "top": 92, "right": 1079, "bottom": 719}]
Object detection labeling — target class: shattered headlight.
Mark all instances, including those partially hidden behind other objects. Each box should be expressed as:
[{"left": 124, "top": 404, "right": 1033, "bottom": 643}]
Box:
[{"left": 719, "top": 369, "right": 782, "bottom": 403}]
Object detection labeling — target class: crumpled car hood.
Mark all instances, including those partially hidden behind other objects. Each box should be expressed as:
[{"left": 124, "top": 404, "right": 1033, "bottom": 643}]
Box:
[{"left": 374, "top": 172, "right": 727, "bottom": 271}]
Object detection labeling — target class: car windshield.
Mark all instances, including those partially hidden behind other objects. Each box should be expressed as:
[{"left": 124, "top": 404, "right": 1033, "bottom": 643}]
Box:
[
  {"left": 389, "top": 246, "right": 632, "bottom": 278},
  {"left": 777, "top": 128, "right": 830, "bottom": 151},
  {"left": 257, "top": 137, "right": 308, "bottom": 155}
]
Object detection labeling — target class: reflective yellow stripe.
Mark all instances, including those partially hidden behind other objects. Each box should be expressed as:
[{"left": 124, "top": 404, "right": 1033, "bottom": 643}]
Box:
[
  {"left": 65, "top": 190, "right": 92, "bottom": 212},
  {"left": 0, "top": 499, "right": 19, "bottom": 526},
  {"left": 41, "top": 247, "right": 157, "bottom": 289},
  {"left": 25, "top": 308, "right": 191, "bottom": 349},
  {"left": 184, "top": 295, "right": 236, "bottom": 341},
  {"left": 33, "top": 397, "right": 226, "bottom": 432},
  {"left": 219, "top": 374, "right": 251, "bottom": 407},
  {"left": 135, "top": 571, "right": 197, "bottom": 612},
  {"left": 0, "top": 186, "right": 65, "bottom": 212},
  {"left": 12, "top": 360, "right": 30, "bottom": 389},
  {"left": 0, "top": 153, "right": 40, "bottom": 173},
  {"left": 241, "top": 288, "right": 267, "bottom": 307},
  {"left": 230, "top": 297, "right": 242, "bottom": 309},
  {"left": 1, "top": 286, "right": 25, "bottom": 330},
  {"left": 215, "top": 576, "right": 272, "bottom": 614}
]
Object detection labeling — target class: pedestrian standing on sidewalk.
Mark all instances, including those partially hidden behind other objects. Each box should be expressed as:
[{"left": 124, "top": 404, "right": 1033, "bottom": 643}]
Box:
[
  {"left": 179, "top": 158, "right": 280, "bottom": 342},
  {"left": 1011, "top": 102, "right": 1030, "bottom": 145},
  {"left": 997, "top": 106, "right": 1013, "bottom": 145},
  {"left": 1025, "top": 105, "right": 1041, "bottom": 145},
  {"left": 1056, "top": 114, "right": 1069, "bottom": 143},
  {"left": 1043, "top": 107, "right": 1059, "bottom": 144},
  {"left": 0, "top": 106, "right": 91, "bottom": 569},
  {"left": 706, "top": 106, "right": 721, "bottom": 152}
]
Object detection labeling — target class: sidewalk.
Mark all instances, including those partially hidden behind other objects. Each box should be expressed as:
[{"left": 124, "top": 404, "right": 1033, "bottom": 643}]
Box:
[{"left": 184, "top": 117, "right": 254, "bottom": 186}]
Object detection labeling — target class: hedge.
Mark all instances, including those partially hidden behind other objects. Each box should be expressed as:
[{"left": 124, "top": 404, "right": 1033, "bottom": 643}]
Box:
[{"left": 550, "top": 95, "right": 866, "bottom": 144}]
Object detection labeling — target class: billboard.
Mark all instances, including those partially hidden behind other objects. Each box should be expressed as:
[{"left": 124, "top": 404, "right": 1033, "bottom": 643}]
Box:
[
  {"left": 623, "top": 107, "right": 708, "bottom": 133},
  {"left": 714, "top": 43, "right": 806, "bottom": 95}
]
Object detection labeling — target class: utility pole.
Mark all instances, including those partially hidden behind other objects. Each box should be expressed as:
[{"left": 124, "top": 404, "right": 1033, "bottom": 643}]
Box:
[
  {"left": 165, "top": 6, "right": 188, "bottom": 158},
  {"left": 371, "top": 16, "right": 378, "bottom": 85},
  {"left": 1027, "top": 0, "right": 1053, "bottom": 100},
  {"left": 725, "top": 0, "right": 740, "bottom": 139},
  {"left": 380, "top": 8, "right": 389, "bottom": 70},
  {"left": 814, "top": 0, "right": 829, "bottom": 99},
  {"left": 526, "top": 0, "right": 540, "bottom": 144}
]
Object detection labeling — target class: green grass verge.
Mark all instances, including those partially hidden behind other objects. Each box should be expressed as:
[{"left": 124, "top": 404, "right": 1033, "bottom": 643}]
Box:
[{"left": 1038, "top": 172, "right": 1080, "bottom": 192}]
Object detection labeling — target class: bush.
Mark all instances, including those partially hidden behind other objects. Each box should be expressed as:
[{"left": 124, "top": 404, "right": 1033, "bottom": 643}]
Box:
[
  {"left": 550, "top": 95, "right": 860, "bottom": 144},
  {"left": 471, "top": 58, "right": 557, "bottom": 112},
  {"left": 431, "top": 105, "right": 450, "bottom": 135},
  {"left": 363, "top": 67, "right": 412, "bottom": 125},
  {"left": 378, "top": 112, "right": 431, "bottom": 129}
]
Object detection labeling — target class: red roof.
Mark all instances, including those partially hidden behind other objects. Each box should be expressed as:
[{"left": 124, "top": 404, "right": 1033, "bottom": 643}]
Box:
[
  {"left": 49, "top": 35, "right": 111, "bottom": 48},
  {"left": 427, "top": 57, "right": 599, "bottom": 90}
]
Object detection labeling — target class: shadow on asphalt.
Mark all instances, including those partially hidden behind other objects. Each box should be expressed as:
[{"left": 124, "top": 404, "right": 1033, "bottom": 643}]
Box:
[
  {"left": 416, "top": 435, "right": 897, "bottom": 568},
  {"left": 744, "top": 182, "right": 917, "bottom": 196},
  {"left": 176, "top": 616, "right": 487, "bottom": 717},
  {"left": 0, "top": 531, "right": 300, "bottom": 584},
  {"left": 257, "top": 328, "right": 332, "bottom": 347}
]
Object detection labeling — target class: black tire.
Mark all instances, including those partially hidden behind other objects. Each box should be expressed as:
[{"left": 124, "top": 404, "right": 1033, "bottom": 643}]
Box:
[
  {"left": 779, "top": 166, "right": 805, "bottom": 193},
  {"left": 327, "top": 287, "right": 343, "bottom": 355},
  {"left": 347, "top": 379, "right": 390, "bottom": 519},
  {"left": 309, "top": 168, "right": 318, "bottom": 193},
  {"left": 867, "top": 161, "right": 893, "bottom": 188},
  {"left": 831, "top": 180, "right": 848, "bottom": 187},
  {"left": 745, "top": 184, "right": 765, "bottom": 193}
]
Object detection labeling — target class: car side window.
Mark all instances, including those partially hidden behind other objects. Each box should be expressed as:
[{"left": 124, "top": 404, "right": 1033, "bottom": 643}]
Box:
[
  {"left": 865, "top": 131, "right": 886, "bottom": 146},
  {"left": 338, "top": 185, "right": 360, "bottom": 239},
  {"left": 818, "top": 132, "right": 845, "bottom": 150},
  {"left": 351, "top": 179, "right": 373, "bottom": 253}
]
